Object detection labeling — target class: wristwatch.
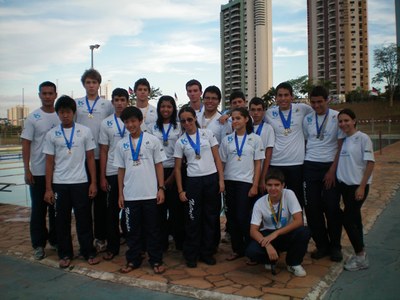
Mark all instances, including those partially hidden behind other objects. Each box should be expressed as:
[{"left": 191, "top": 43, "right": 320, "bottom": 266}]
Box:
[{"left": 158, "top": 185, "right": 166, "bottom": 191}]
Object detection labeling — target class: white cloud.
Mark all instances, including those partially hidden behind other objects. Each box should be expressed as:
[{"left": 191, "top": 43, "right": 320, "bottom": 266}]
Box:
[{"left": 274, "top": 46, "right": 306, "bottom": 57}]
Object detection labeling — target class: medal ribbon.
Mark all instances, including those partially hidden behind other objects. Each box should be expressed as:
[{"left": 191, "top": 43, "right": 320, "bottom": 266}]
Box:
[
  {"left": 254, "top": 122, "right": 264, "bottom": 136},
  {"left": 161, "top": 123, "right": 172, "bottom": 144},
  {"left": 129, "top": 132, "right": 143, "bottom": 162},
  {"left": 186, "top": 129, "right": 200, "bottom": 156},
  {"left": 235, "top": 132, "right": 247, "bottom": 159},
  {"left": 268, "top": 195, "right": 283, "bottom": 229},
  {"left": 278, "top": 106, "right": 292, "bottom": 130},
  {"left": 315, "top": 109, "right": 329, "bottom": 138},
  {"left": 85, "top": 96, "right": 100, "bottom": 115},
  {"left": 114, "top": 114, "right": 126, "bottom": 138},
  {"left": 60, "top": 123, "right": 75, "bottom": 152}
]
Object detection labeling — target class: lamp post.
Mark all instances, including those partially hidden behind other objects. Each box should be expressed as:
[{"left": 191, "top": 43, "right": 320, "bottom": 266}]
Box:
[{"left": 89, "top": 44, "right": 100, "bottom": 68}]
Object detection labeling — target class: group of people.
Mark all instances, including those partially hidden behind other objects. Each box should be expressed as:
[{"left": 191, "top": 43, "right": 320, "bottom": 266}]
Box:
[{"left": 22, "top": 70, "right": 375, "bottom": 277}]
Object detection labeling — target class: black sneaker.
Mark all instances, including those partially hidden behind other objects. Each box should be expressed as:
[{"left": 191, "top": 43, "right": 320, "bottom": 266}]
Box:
[
  {"left": 310, "top": 248, "right": 329, "bottom": 260},
  {"left": 34, "top": 247, "right": 45, "bottom": 260},
  {"left": 330, "top": 249, "right": 343, "bottom": 262},
  {"left": 200, "top": 256, "right": 216, "bottom": 265}
]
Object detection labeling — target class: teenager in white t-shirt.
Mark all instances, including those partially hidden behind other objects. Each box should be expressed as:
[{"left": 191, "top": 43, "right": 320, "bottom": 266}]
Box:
[
  {"left": 75, "top": 69, "right": 114, "bottom": 251},
  {"left": 219, "top": 108, "right": 265, "bottom": 261},
  {"left": 249, "top": 97, "right": 275, "bottom": 194},
  {"left": 174, "top": 106, "right": 224, "bottom": 268},
  {"left": 336, "top": 109, "right": 375, "bottom": 272},
  {"left": 303, "top": 86, "right": 345, "bottom": 262},
  {"left": 148, "top": 95, "right": 184, "bottom": 251},
  {"left": 133, "top": 78, "right": 157, "bottom": 132},
  {"left": 98, "top": 88, "right": 130, "bottom": 260},
  {"left": 245, "top": 169, "right": 310, "bottom": 277},
  {"left": 43, "top": 96, "right": 99, "bottom": 269},
  {"left": 185, "top": 79, "right": 204, "bottom": 117},
  {"left": 113, "top": 106, "right": 167, "bottom": 275},
  {"left": 21, "top": 81, "right": 59, "bottom": 260},
  {"left": 265, "top": 82, "right": 313, "bottom": 207}
]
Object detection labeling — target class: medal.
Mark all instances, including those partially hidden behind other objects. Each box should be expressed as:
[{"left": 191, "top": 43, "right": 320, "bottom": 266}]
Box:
[
  {"left": 67, "top": 149, "right": 72, "bottom": 154},
  {"left": 132, "top": 160, "right": 141, "bottom": 166},
  {"left": 114, "top": 114, "right": 126, "bottom": 138},
  {"left": 279, "top": 106, "right": 292, "bottom": 136},
  {"left": 235, "top": 132, "right": 247, "bottom": 161},
  {"left": 163, "top": 140, "right": 169, "bottom": 146},
  {"left": 316, "top": 110, "right": 329, "bottom": 141},
  {"left": 129, "top": 132, "right": 143, "bottom": 166},
  {"left": 161, "top": 123, "right": 172, "bottom": 147},
  {"left": 88, "top": 113, "right": 93, "bottom": 119},
  {"left": 237, "top": 157, "right": 241, "bottom": 161},
  {"left": 186, "top": 129, "right": 201, "bottom": 160},
  {"left": 268, "top": 195, "right": 283, "bottom": 229},
  {"left": 86, "top": 96, "right": 99, "bottom": 119},
  {"left": 195, "top": 154, "right": 201, "bottom": 160},
  {"left": 60, "top": 123, "right": 75, "bottom": 155}
]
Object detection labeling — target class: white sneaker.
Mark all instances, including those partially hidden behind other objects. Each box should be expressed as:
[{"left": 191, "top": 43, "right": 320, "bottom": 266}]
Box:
[
  {"left": 264, "top": 264, "right": 272, "bottom": 270},
  {"left": 344, "top": 254, "right": 369, "bottom": 271},
  {"left": 287, "top": 265, "right": 307, "bottom": 277}
]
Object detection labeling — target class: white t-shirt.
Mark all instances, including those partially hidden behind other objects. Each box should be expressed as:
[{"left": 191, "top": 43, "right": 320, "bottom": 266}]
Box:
[
  {"left": 20, "top": 108, "right": 59, "bottom": 176},
  {"left": 219, "top": 132, "right": 265, "bottom": 183},
  {"left": 113, "top": 132, "right": 166, "bottom": 200},
  {"left": 138, "top": 104, "right": 157, "bottom": 133},
  {"left": 253, "top": 122, "right": 275, "bottom": 149},
  {"left": 337, "top": 131, "right": 375, "bottom": 185},
  {"left": 43, "top": 123, "right": 96, "bottom": 184},
  {"left": 266, "top": 103, "right": 313, "bottom": 166},
  {"left": 251, "top": 189, "right": 302, "bottom": 231},
  {"left": 98, "top": 114, "right": 130, "bottom": 176},
  {"left": 197, "top": 111, "right": 231, "bottom": 144},
  {"left": 303, "top": 109, "right": 345, "bottom": 162},
  {"left": 174, "top": 128, "right": 218, "bottom": 177},
  {"left": 75, "top": 97, "right": 114, "bottom": 159},
  {"left": 148, "top": 122, "right": 182, "bottom": 168}
]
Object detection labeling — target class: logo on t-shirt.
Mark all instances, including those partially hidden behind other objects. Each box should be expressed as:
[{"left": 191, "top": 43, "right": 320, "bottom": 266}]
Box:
[
  {"left": 78, "top": 100, "right": 84, "bottom": 107},
  {"left": 307, "top": 116, "right": 312, "bottom": 124},
  {"left": 272, "top": 111, "right": 278, "bottom": 118},
  {"left": 123, "top": 142, "right": 129, "bottom": 150},
  {"left": 227, "top": 136, "right": 233, "bottom": 143},
  {"left": 33, "top": 113, "right": 41, "bottom": 120},
  {"left": 55, "top": 130, "right": 62, "bottom": 137},
  {"left": 107, "top": 120, "right": 113, "bottom": 127},
  {"left": 181, "top": 138, "right": 188, "bottom": 145}
]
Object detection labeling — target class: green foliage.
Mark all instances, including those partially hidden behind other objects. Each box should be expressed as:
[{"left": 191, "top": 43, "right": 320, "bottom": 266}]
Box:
[
  {"left": 261, "top": 87, "right": 276, "bottom": 107},
  {"left": 129, "top": 86, "right": 162, "bottom": 105},
  {"left": 345, "top": 87, "right": 371, "bottom": 103}
]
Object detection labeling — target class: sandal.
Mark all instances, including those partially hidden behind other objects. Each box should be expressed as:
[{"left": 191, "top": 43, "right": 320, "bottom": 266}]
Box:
[
  {"left": 59, "top": 257, "right": 71, "bottom": 269},
  {"left": 87, "top": 256, "right": 100, "bottom": 265},
  {"left": 152, "top": 263, "right": 166, "bottom": 274},
  {"left": 226, "top": 253, "right": 243, "bottom": 261},
  {"left": 246, "top": 259, "right": 258, "bottom": 266},
  {"left": 120, "top": 262, "right": 137, "bottom": 274},
  {"left": 103, "top": 251, "right": 116, "bottom": 261}
]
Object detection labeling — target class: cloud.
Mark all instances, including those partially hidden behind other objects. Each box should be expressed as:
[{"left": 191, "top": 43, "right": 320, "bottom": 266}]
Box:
[{"left": 274, "top": 47, "right": 306, "bottom": 57}]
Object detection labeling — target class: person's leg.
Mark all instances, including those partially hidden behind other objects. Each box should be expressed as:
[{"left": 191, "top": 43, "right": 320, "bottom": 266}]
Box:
[
  {"left": 124, "top": 201, "right": 144, "bottom": 267},
  {"left": 279, "top": 226, "right": 311, "bottom": 266},
  {"left": 29, "top": 176, "right": 48, "bottom": 251},
  {"left": 105, "top": 175, "right": 120, "bottom": 256},
  {"left": 143, "top": 199, "right": 163, "bottom": 267},
  {"left": 245, "top": 229, "right": 274, "bottom": 264}
]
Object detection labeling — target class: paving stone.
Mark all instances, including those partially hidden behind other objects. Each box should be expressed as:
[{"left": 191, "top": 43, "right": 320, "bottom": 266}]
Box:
[
  {"left": 205, "top": 275, "right": 225, "bottom": 282},
  {"left": 261, "top": 293, "right": 290, "bottom": 300},
  {"left": 234, "top": 285, "right": 264, "bottom": 298},
  {"left": 286, "top": 274, "right": 320, "bottom": 288},
  {"left": 263, "top": 287, "right": 311, "bottom": 298},
  {"left": 213, "top": 279, "right": 234, "bottom": 287},
  {"left": 171, "top": 278, "right": 213, "bottom": 289},
  {"left": 213, "top": 285, "right": 240, "bottom": 295}
]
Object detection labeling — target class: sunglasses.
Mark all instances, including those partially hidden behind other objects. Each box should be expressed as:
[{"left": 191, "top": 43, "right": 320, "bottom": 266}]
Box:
[{"left": 180, "top": 117, "right": 195, "bottom": 124}]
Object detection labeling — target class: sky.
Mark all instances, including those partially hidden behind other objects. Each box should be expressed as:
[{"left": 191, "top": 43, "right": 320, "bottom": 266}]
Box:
[{"left": 0, "top": 0, "right": 396, "bottom": 116}]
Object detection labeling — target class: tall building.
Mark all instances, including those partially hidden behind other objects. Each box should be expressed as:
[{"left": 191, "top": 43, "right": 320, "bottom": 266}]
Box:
[
  {"left": 220, "top": 0, "right": 272, "bottom": 106},
  {"left": 396, "top": 0, "right": 400, "bottom": 48},
  {"left": 7, "top": 105, "right": 29, "bottom": 126},
  {"left": 307, "top": 0, "right": 369, "bottom": 95}
]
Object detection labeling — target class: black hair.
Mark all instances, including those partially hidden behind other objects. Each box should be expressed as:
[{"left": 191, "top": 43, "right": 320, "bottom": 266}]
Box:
[
  {"left": 266, "top": 168, "right": 285, "bottom": 184},
  {"left": 203, "top": 85, "right": 222, "bottom": 101},
  {"left": 249, "top": 97, "right": 266, "bottom": 110},
  {"left": 231, "top": 107, "right": 253, "bottom": 134},
  {"left": 55, "top": 95, "right": 76, "bottom": 113},
  {"left": 112, "top": 88, "right": 129, "bottom": 100},
  {"left": 120, "top": 106, "right": 143, "bottom": 122},
  {"left": 185, "top": 79, "right": 202, "bottom": 92},
  {"left": 338, "top": 108, "right": 357, "bottom": 127},
  {"left": 39, "top": 81, "right": 57, "bottom": 93},
  {"left": 276, "top": 82, "right": 293, "bottom": 96},
  {"left": 178, "top": 106, "right": 200, "bottom": 131},
  {"left": 81, "top": 69, "right": 102, "bottom": 85},
  {"left": 156, "top": 95, "right": 178, "bottom": 130},
  {"left": 134, "top": 78, "right": 150, "bottom": 92},
  {"left": 310, "top": 86, "right": 328, "bottom": 100},
  {"left": 229, "top": 90, "right": 246, "bottom": 103}
]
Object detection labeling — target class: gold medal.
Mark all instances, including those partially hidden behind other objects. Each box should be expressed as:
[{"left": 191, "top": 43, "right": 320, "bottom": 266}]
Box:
[
  {"left": 237, "top": 156, "right": 241, "bottom": 161},
  {"left": 284, "top": 129, "right": 288, "bottom": 136},
  {"left": 88, "top": 113, "right": 93, "bottom": 119},
  {"left": 195, "top": 154, "right": 201, "bottom": 160},
  {"left": 67, "top": 149, "right": 72, "bottom": 154},
  {"left": 163, "top": 140, "right": 168, "bottom": 146},
  {"left": 132, "top": 160, "right": 141, "bottom": 166}
]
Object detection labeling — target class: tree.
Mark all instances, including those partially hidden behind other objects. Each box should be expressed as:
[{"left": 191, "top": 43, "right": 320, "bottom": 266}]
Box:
[
  {"left": 129, "top": 86, "right": 162, "bottom": 106},
  {"left": 372, "top": 43, "right": 400, "bottom": 107},
  {"left": 261, "top": 87, "right": 276, "bottom": 107},
  {"left": 287, "top": 75, "right": 309, "bottom": 99}
]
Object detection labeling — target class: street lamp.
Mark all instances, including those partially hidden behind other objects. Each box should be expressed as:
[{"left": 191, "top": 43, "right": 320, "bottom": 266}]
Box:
[{"left": 89, "top": 44, "right": 100, "bottom": 68}]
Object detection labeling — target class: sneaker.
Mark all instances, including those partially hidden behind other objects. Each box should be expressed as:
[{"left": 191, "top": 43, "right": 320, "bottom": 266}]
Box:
[
  {"left": 344, "top": 254, "right": 369, "bottom": 271},
  {"left": 34, "top": 247, "right": 45, "bottom": 260},
  {"left": 199, "top": 256, "right": 216, "bottom": 265},
  {"left": 330, "top": 249, "right": 343, "bottom": 262},
  {"left": 94, "top": 239, "right": 107, "bottom": 253},
  {"left": 310, "top": 248, "right": 329, "bottom": 260},
  {"left": 49, "top": 243, "right": 58, "bottom": 251},
  {"left": 264, "top": 263, "right": 272, "bottom": 270},
  {"left": 287, "top": 265, "right": 307, "bottom": 277}
]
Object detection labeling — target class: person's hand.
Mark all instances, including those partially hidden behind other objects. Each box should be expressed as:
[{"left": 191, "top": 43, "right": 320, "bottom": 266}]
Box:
[
  {"left": 88, "top": 183, "right": 97, "bottom": 199},
  {"left": 24, "top": 169, "right": 35, "bottom": 185},
  {"left": 118, "top": 195, "right": 125, "bottom": 209},
  {"left": 44, "top": 190, "right": 54, "bottom": 204},
  {"left": 218, "top": 114, "right": 230, "bottom": 125},
  {"left": 179, "top": 191, "right": 188, "bottom": 202},
  {"left": 355, "top": 186, "right": 365, "bottom": 201},
  {"left": 219, "top": 180, "right": 225, "bottom": 193},
  {"left": 260, "top": 231, "right": 279, "bottom": 247},
  {"left": 323, "top": 169, "right": 336, "bottom": 189},
  {"left": 248, "top": 185, "right": 258, "bottom": 197},
  {"left": 265, "top": 244, "right": 279, "bottom": 261},
  {"left": 157, "top": 189, "right": 165, "bottom": 204},
  {"left": 100, "top": 177, "right": 109, "bottom": 192}
]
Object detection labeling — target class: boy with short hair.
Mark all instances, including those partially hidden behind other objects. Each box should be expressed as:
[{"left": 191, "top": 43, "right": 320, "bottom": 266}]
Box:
[
  {"left": 43, "top": 95, "right": 99, "bottom": 268},
  {"left": 185, "top": 79, "right": 203, "bottom": 114},
  {"left": 114, "top": 106, "right": 167, "bottom": 274},
  {"left": 133, "top": 78, "right": 157, "bottom": 132}
]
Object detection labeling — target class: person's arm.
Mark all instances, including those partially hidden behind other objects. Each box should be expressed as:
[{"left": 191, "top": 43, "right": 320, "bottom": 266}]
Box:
[
  {"left": 259, "top": 147, "right": 273, "bottom": 193},
  {"left": 155, "top": 162, "right": 165, "bottom": 205},
  {"left": 218, "top": 113, "right": 230, "bottom": 125},
  {"left": 44, "top": 154, "right": 55, "bottom": 204},
  {"left": 21, "top": 138, "right": 34, "bottom": 185},
  {"left": 355, "top": 161, "right": 375, "bottom": 201},
  {"left": 249, "top": 160, "right": 261, "bottom": 197},
  {"left": 250, "top": 223, "right": 279, "bottom": 261},
  {"left": 211, "top": 145, "right": 225, "bottom": 193},
  {"left": 117, "top": 167, "right": 125, "bottom": 209},
  {"left": 86, "top": 149, "right": 97, "bottom": 199},
  {"left": 174, "top": 157, "right": 187, "bottom": 202},
  {"left": 99, "top": 144, "right": 109, "bottom": 192},
  {"left": 164, "top": 171, "right": 175, "bottom": 188},
  {"left": 324, "top": 138, "right": 343, "bottom": 189}
]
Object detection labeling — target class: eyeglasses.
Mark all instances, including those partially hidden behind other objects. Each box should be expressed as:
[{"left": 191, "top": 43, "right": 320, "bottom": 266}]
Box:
[{"left": 180, "top": 117, "right": 194, "bottom": 124}]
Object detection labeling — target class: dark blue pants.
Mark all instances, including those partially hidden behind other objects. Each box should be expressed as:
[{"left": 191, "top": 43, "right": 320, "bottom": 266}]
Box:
[
  {"left": 270, "top": 165, "right": 305, "bottom": 208},
  {"left": 53, "top": 183, "right": 96, "bottom": 260},
  {"left": 225, "top": 180, "right": 254, "bottom": 256},
  {"left": 105, "top": 175, "right": 120, "bottom": 255},
  {"left": 124, "top": 199, "right": 163, "bottom": 267},
  {"left": 304, "top": 161, "right": 343, "bottom": 251},
  {"left": 339, "top": 182, "right": 369, "bottom": 253},
  {"left": 183, "top": 173, "right": 221, "bottom": 262},
  {"left": 158, "top": 168, "right": 185, "bottom": 250},
  {"left": 29, "top": 176, "right": 57, "bottom": 248},
  {"left": 245, "top": 226, "right": 310, "bottom": 266}
]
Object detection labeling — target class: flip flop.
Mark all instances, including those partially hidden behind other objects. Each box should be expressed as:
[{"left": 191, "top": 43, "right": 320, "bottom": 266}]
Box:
[
  {"left": 246, "top": 260, "right": 258, "bottom": 266},
  {"left": 152, "top": 263, "right": 166, "bottom": 275},
  {"left": 103, "top": 251, "right": 116, "bottom": 261},
  {"left": 59, "top": 257, "right": 71, "bottom": 269},
  {"left": 120, "top": 262, "right": 138, "bottom": 274},
  {"left": 87, "top": 256, "right": 100, "bottom": 265},
  {"left": 226, "top": 253, "right": 243, "bottom": 261}
]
